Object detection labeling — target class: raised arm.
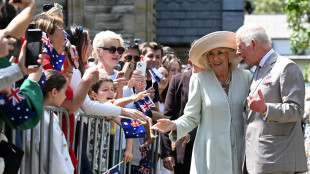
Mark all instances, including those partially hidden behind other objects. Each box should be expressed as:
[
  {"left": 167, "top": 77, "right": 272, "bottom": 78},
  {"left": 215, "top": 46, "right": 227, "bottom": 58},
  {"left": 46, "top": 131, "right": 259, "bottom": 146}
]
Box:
[{"left": 2, "top": 0, "right": 36, "bottom": 39}]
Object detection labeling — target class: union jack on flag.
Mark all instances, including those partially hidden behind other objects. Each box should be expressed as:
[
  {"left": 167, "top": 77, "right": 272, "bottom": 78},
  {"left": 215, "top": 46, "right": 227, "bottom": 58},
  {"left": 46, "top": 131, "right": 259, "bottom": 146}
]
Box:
[
  {"left": 0, "top": 83, "right": 36, "bottom": 126},
  {"left": 138, "top": 164, "right": 149, "bottom": 174},
  {"left": 139, "top": 146, "right": 151, "bottom": 159},
  {"left": 142, "top": 96, "right": 155, "bottom": 110},
  {"left": 138, "top": 158, "right": 154, "bottom": 174},
  {"left": 131, "top": 120, "right": 142, "bottom": 127},
  {"left": 42, "top": 32, "right": 53, "bottom": 52},
  {"left": 120, "top": 118, "right": 146, "bottom": 139},
  {"left": 42, "top": 31, "right": 66, "bottom": 71},
  {"left": 7, "top": 84, "right": 25, "bottom": 106},
  {"left": 134, "top": 96, "right": 155, "bottom": 116}
]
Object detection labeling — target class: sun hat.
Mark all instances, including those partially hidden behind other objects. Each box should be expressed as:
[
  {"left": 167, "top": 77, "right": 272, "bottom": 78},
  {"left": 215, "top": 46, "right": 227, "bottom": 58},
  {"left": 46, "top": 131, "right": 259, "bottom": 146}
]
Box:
[{"left": 189, "top": 31, "right": 237, "bottom": 69}]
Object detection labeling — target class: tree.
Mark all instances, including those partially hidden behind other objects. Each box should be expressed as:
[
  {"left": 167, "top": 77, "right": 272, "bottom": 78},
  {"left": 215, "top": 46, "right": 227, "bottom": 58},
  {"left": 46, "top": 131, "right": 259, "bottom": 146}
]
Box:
[
  {"left": 245, "top": 0, "right": 283, "bottom": 14},
  {"left": 283, "top": 0, "right": 310, "bottom": 55}
]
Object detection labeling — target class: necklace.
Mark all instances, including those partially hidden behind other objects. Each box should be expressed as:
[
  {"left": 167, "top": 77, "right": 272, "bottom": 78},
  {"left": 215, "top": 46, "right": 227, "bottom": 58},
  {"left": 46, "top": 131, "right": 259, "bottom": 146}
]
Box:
[{"left": 221, "top": 71, "right": 231, "bottom": 88}]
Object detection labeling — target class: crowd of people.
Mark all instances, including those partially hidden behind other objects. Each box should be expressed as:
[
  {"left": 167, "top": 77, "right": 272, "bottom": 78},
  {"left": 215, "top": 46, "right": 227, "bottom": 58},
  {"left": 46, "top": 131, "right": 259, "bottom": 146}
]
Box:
[{"left": 0, "top": 0, "right": 310, "bottom": 174}]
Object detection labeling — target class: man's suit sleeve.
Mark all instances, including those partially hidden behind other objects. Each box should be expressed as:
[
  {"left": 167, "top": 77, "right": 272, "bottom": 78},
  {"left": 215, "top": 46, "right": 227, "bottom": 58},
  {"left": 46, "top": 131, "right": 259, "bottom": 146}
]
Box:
[
  {"left": 266, "top": 62, "right": 305, "bottom": 123},
  {"left": 161, "top": 75, "right": 177, "bottom": 158}
]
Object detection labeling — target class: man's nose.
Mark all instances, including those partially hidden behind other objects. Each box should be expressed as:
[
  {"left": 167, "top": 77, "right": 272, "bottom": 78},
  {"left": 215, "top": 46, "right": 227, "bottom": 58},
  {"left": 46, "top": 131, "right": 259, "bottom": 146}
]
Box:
[{"left": 236, "top": 49, "right": 241, "bottom": 55}]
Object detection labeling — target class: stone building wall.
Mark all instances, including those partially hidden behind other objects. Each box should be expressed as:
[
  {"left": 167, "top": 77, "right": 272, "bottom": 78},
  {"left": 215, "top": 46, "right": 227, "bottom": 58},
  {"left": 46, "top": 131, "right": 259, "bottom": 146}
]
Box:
[
  {"left": 67, "top": 0, "right": 156, "bottom": 43},
  {"left": 156, "top": 0, "right": 244, "bottom": 62},
  {"left": 34, "top": 0, "right": 156, "bottom": 43},
  {"left": 34, "top": 0, "right": 244, "bottom": 63}
]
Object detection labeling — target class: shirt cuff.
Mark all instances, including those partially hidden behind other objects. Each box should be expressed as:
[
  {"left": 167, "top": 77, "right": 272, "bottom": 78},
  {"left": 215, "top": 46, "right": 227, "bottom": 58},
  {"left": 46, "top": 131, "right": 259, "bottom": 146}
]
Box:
[{"left": 262, "top": 105, "right": 269, "bottom": 121}]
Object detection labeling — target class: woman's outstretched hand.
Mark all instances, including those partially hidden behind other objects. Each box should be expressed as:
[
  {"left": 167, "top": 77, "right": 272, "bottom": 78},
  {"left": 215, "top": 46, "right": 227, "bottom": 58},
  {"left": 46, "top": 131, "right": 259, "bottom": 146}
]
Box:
[{"left": 151, "top": 119, "right": 177, "bottom": 133}]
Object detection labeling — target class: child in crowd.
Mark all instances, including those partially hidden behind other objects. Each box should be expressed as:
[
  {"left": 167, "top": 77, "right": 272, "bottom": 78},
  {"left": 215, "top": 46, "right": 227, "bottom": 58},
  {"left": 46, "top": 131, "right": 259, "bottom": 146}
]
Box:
[
  {"left": 26, "top": 69, "right": 74, "bottom": 174},
  {"left": 89, "top": 75, "right": 154, "bottom": 168}
]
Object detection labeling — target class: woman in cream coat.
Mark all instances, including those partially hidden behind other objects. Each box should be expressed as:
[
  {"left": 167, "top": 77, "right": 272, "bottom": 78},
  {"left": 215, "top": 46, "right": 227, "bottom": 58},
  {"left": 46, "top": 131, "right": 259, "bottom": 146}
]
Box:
[{"left": 152, "top": 31, "right": 251, "bottom": 174}]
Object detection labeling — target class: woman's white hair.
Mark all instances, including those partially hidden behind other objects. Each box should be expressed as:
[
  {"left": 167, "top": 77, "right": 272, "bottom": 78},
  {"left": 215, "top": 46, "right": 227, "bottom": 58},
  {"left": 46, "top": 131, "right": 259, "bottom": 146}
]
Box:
[
  {"left": 202, "top": 47, "right": 241, "bottom": 70},
  {"left": 236, "top": 24, "right": 272, "bottom": 49},
  {"left": 92, "top": 30, "right": 124, "bottom": 58}
]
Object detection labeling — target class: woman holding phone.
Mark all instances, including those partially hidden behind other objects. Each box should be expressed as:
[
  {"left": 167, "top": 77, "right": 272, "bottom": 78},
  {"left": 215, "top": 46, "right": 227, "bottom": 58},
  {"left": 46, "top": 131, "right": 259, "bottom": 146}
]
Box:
[{"left": 92, "top": 30, "right": 127, "bottom": 98}]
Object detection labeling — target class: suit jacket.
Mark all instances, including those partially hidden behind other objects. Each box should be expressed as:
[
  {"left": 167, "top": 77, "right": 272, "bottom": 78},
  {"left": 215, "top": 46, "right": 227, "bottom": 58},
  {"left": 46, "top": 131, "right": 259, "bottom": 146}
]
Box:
[
  {"left": 161, "top": 70, "right": 197, "bottom": 163},
  {"left": 244, "top": 52, "right": 308, "bottom": 173}
]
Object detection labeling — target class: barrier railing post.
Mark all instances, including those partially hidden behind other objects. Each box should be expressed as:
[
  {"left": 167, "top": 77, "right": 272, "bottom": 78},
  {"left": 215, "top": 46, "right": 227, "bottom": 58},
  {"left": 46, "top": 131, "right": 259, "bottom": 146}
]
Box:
[
  {"left": 107, "top": 121, "right": 111, "bottom": 168},
  {"left": 39, "top": 111, "right": 45, "bottom": 174},
  {"left": 77, "top": 114, "right": 84, "bottom": 174},
  {"left": 63, "top": 110, "right": 70, "bottom": 150},
  {"left": 98, "top": 119, "right": 105, "bottom": 174},
  {"left": 86, "top": 117, "right": 91, "bottom": 159},
  {"left": 20, "top": 130, "right": 26, "bottom": 174},
  {"left": 92, "top": 118, "right": 99, "bottom": 172},
  {"left": 29, "top": 128, "right": 35, "bottom": 174},
  {"left": 47, "top": 110, "right": 54, "bottom": 174},
  {"left": 118, "top": 126, "right": 123, "bottom": 171},
  {"left": 153, "top": 131, "right": 160, "bottom": 174}
]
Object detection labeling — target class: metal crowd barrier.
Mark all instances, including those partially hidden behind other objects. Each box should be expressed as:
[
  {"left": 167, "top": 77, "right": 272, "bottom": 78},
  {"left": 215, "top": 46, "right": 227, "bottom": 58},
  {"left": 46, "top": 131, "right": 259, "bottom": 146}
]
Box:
[
  {"left": 1, "top": 107, "right": 162, "bottom": 174},
  {"left": 0, "top": 106, "right": 70, "bottom": 174},
  {"left": 75, "top": 113, "right": 162, "bottom": 174},
  {"left": 76, "top": 113, "right": 126, "bottom": 174}
]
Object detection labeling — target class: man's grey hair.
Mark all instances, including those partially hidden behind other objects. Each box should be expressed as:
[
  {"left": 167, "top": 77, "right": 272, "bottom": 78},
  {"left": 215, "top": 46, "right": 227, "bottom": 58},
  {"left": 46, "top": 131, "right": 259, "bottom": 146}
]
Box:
[{"left": 236, "top": 24, "right": 272, "bottom": 49}]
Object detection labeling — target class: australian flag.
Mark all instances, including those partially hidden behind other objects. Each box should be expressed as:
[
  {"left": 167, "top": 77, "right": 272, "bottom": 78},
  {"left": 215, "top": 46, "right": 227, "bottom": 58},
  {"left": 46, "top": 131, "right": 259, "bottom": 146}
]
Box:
[
  {"left": 24, "top": 72, "right": 46, "bottom": 88},
  {"left": 139, "top": 146, "right": 151, "bottom": 159},
  {"left": 120, "top": 118, "right": 146, "bottom": 139},
  {"left": 0, "top": 84, "right": 35, "bottom": 126},
  {"left": 134, "top": 96, "right": 155, "bottom": 116},
  {"left": 103, "top": 167, "right": 121, "bottom": 174},
  {"left": 42, "top": 32, "right": 66, "bottom": 71},
  {"left": 149, "top": 67, "right": 163, "bottom": 83},
  {"left": 138, "top": 157, "right": 154, "bottom": 174}
]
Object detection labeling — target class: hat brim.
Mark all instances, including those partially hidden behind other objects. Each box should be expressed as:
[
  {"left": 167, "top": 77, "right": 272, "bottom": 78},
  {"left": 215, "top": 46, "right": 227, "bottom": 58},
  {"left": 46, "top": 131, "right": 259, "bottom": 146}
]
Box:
[{"left": 189, "top": 31, "right": 237, "bottom": 69}]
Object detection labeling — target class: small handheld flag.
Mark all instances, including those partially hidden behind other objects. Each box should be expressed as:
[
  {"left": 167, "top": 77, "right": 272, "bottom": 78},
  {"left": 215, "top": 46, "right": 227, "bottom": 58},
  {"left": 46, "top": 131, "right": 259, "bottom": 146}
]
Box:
[
  {"left": 120, "top": 118, "right": 146, "bottom": 139},
  {"left": 149, "top": 68, "right": 163, "bottom": 83}
]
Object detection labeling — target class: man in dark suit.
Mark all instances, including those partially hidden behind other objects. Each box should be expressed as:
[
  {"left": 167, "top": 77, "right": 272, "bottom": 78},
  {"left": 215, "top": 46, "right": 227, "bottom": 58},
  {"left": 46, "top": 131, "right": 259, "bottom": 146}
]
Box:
[
  {"left": 237, "top": 24, "right": 307, "bottom": 174},
  {"left": 161, "top": 65, "right": 204, "bottom": 173}
]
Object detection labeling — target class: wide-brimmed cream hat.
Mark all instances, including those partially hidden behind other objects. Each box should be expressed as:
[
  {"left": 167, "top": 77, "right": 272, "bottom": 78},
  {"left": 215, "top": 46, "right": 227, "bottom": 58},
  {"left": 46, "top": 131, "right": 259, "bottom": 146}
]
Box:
[{"left": 189, "top": 31, "right": 237, "bottom": 69}]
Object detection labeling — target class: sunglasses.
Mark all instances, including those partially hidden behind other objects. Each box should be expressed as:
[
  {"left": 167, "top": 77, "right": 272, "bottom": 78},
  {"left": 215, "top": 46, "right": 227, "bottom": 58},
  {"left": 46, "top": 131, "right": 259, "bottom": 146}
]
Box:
[
  {"left": 124, "top": 55, "right": 140, "bottom": 62},
  {"left": 99, "top": 46, "right": 125, "bottom": 54}
]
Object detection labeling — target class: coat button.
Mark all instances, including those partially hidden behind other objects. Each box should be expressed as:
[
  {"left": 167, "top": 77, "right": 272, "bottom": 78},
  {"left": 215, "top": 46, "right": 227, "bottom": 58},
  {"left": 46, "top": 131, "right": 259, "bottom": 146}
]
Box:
[
  {"left": 64, "top": 144, "right": 67, "bottom": 147},
  {"left": 65, "top": 158, "right": 68, "bottom": 161}
]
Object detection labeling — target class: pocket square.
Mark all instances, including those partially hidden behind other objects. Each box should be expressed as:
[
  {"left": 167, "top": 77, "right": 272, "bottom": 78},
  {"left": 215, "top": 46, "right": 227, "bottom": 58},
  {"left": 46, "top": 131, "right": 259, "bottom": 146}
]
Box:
[{"left": 263, "top": 77, "right": 272, "bottom": 85}]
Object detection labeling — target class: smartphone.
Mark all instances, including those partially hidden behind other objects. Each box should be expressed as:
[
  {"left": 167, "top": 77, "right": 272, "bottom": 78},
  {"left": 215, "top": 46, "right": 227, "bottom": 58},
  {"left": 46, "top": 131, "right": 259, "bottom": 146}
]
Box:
[
  {"left": 13, "top": 0, "right": 21, "bottom": 3},
  {"left": 28, "top": 23, "right": 36, "bottom": 30},
  {"left": 136, "top": 61, "right": 147, "bottom": 76},
  {"left": 54, "top": 3, "right": 63, "bottom": 14},
  {"left": 122, "top": 62, "right": 135, "bottom": 80},
  {"left": 134, "top": 38, "right": 141, "bottom": 44},
  {"left": 43, "top": 4, "right": 53, "bottom": 12},
  {"left": 6, "top": 35, "right": 21, "bottom": 58},
  {"left": 25, "top": 29, "right": 42, "bottom": 67}
]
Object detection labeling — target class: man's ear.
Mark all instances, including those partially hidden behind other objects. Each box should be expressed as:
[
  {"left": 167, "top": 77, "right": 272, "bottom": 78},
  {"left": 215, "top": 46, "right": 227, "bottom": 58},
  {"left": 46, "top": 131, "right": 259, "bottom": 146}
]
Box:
[{"left": 251, "top": 40, "right": 256, "bottom": 49}]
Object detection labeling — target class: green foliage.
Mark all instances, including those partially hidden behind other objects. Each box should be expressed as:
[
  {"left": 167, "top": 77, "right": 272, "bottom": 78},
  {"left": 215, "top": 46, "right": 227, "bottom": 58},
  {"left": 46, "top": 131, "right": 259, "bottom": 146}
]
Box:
[
  {"left": 283, "top": 0, "right": 310, "bottom": 55},
  {"left": 303, "top": 63, "right": 309, "bottom": 82},
  {"left": 251, "top": 0, "right": 284, "bottom": 14}
]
